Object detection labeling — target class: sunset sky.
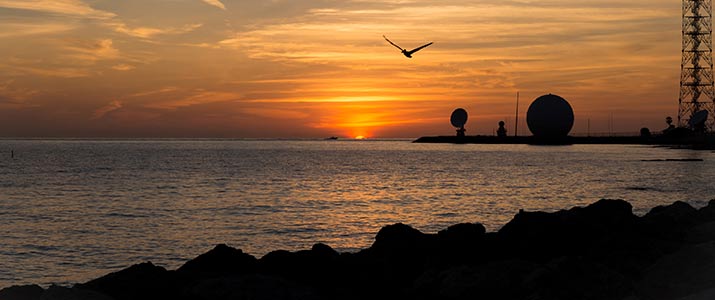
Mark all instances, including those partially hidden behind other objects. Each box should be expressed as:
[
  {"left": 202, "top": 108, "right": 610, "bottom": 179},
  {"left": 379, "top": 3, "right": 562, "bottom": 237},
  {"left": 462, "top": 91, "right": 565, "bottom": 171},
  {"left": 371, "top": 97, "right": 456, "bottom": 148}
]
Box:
[{"left": 0, "top": 0, "right": 684, "bottom": 138}]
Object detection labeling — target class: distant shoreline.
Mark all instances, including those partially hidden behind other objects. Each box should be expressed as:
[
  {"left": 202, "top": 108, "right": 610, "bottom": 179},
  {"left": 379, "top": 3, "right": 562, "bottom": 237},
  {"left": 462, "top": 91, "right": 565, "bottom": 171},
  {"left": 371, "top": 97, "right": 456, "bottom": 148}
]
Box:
[{"left": 414, "top": 134, "right": 715, "bottom": 148}]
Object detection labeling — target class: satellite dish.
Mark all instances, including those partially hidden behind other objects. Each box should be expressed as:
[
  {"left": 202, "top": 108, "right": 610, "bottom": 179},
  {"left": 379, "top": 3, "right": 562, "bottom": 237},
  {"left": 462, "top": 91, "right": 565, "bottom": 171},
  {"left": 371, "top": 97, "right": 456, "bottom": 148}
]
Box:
[
  {"left": 450, "top": 108, "right": 468, "bottom": 128},
  {"left": 688, "top": 110, "right": 709, "bottom": 127}
]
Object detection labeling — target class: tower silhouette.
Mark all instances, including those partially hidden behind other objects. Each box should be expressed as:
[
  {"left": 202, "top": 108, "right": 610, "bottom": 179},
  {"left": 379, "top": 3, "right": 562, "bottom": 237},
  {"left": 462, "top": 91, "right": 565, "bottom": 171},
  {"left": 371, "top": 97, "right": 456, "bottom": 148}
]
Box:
[{"left": 679, "top": 0, "right": 715, "bottom": 131}]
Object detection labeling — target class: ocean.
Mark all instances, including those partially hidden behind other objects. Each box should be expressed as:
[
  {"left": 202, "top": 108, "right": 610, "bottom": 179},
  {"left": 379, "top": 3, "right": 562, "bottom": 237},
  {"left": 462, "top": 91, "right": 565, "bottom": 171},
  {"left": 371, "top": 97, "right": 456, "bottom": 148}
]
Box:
[{"left": 1, "top": 139, "right": 714, "bottom": 288}]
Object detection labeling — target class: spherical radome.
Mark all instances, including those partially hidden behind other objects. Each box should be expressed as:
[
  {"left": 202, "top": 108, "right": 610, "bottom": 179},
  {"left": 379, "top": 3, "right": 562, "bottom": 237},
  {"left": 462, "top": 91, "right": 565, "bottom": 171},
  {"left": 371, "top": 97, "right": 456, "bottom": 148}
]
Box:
[
  {"left": 526, "top": 94, "right": 574, "bottom": 138},
  {"left": 450, "top": 108, "right": 468, "bottom": 128}
]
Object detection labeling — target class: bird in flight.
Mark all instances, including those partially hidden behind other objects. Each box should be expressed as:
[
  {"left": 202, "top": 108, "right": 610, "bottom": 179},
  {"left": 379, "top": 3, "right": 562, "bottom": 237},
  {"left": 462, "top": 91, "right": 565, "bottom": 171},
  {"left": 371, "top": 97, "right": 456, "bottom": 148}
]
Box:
[{"left": 383, "top": 35, "right": 433, "bottom": 58}]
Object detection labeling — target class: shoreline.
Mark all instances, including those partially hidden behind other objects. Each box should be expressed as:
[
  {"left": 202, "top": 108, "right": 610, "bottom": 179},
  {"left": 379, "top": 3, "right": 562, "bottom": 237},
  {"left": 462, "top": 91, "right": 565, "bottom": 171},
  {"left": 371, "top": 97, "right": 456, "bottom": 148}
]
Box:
[
  {"left": 3, "top": 199, "right": 715, "bottom": 300},
  {"left": 413, "top": 134, "right": 715, "bottom": 148}
]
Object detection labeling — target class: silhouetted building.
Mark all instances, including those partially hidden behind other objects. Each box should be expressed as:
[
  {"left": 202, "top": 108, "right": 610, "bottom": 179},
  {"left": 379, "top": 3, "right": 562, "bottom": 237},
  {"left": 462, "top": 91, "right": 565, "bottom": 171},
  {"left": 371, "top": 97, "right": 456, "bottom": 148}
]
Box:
[{"left": 497, "top": 121, "right": 507, "bottom": 137}]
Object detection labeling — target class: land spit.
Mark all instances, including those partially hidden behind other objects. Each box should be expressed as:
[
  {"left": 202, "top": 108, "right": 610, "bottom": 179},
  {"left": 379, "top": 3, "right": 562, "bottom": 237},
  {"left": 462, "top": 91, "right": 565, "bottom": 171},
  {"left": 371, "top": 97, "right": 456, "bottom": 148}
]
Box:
[{"left": 2, "top": 199, "right": 715, "bottom": 300}]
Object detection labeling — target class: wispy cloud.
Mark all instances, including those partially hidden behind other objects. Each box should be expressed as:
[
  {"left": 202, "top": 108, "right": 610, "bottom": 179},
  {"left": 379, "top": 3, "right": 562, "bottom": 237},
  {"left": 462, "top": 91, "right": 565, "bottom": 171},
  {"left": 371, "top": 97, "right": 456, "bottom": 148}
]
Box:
[
  {"left": 0, "top": 22, "right": 76, "bottom": 37},
  {"left": 0, "top": 1, "right": 203, "bottom": 40},
  {"left": 201, "top": 0, "right": 226, "bottom": 10},
  {"left": 92, "top": 100, "right": 123, "bottom": 119},
  {"left": 0, "top": 0, "right": 115, "bottom": 19},
  {"left": 0, "top": 79, "right": 39, "bottom": 107},
  {"left": 144, "top": 91, "right": 241, "bottom": 110},
  {"left": 63, "top": 39, "right": 119, "bottom": 62},
  {"left": 109, "top": 22, "right": 203, "bottom": 39},
  {"left": 111, "top": 64, "right": 135, "bottom": 71}
]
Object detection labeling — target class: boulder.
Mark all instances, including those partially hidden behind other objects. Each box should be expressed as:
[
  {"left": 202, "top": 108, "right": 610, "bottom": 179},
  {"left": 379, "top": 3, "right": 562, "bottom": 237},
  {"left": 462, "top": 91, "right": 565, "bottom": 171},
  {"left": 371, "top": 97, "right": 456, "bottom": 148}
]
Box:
[
  {"left": 75, "top": 262, "right": 174, "bottom": 300},
  {"left": 411, "top": 260, "right": 537, "bottom": 300},
  {"left": 497, "top": 199, "right": 636, "bottom": 261},
  {"left": 641, "top": 201, "right": 699, "bottom": 243},
  {"left": 39, "top": 285, "right": 112, "bottom": 300},
  {"left": 522, "top": 256, "right": 632, "bottom": 300},
  {"left": 637, "top": 241, "right": 715, "bottom": 300},
  {"left": 435, "top": 223, "right": 487, "bottom": 266},
  {"left": 373, "top": 223, "right": 430, "bottom": 250},
  {"left": 187, "top": 275, "right": 321, "bottom": 300},
  {"left": 178, "top": 244, "right": 257, "bottom": 276},
  {"left": 257, "top": 243, "right": 339, "bottom": 288},
  {"left": 437, "top": 223, "right": 486, "bottom": 243},
  {"left": 643, "top": 201, "right": 698, "bottom": 226},
  {"left": 0, "top": 284, "right": 44, "bottom": 300},
  {"left": 343, "top": 223, "right": 436, "bottom": 297},
  {"left": 686, "top": 221, "right": 715, "bottom": 244},
  {"left": 697, "top": 199, "right": 715, "bottom": 222}
]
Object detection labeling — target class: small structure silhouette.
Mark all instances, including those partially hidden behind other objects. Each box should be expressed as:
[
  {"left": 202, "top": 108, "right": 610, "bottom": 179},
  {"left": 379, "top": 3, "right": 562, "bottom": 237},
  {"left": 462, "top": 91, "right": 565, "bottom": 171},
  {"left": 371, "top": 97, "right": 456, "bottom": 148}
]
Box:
[
  {"left": 383, "top": 35, "right": 433, "bottom": 58},
  {"left": 450, "top": 108, "right": 468, "bottom": 138},
  {"left": 497, "top": 121, "right": 507, "bottom": 137},
  {"left": 663, "top": 116, "right": 675, "bottom": 134},
  {"left": 640, "top": 127, "right": 651, "bottom": 138}
]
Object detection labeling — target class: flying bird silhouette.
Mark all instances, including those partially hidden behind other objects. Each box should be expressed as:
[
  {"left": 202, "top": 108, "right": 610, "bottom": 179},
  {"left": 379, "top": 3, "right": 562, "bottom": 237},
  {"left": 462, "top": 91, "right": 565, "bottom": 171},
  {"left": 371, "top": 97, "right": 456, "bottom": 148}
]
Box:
[{"left": 383, "top": 35, "right": 433, "bottom": 58}]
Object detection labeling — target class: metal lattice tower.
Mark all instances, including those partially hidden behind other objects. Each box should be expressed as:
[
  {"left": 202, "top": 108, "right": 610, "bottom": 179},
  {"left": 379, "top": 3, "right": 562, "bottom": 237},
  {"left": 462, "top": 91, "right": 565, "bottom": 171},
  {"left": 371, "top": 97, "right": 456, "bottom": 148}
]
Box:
[{"left": 679, "top": 0, "right": 715, "bottom": 131}]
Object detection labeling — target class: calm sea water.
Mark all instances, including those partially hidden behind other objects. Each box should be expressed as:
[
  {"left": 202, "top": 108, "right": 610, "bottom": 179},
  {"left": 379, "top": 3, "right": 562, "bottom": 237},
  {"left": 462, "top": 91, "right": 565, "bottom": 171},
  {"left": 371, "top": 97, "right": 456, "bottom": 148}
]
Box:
[{"left": 1, "top": 139, "right": 714, "bottom": 288}]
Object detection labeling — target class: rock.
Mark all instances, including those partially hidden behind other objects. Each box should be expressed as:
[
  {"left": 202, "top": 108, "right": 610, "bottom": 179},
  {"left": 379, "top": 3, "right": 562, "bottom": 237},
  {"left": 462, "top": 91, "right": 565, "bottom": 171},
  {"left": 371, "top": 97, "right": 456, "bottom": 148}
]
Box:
[
  {"left": 697, "top": 199, "right": 715, "bottom": 222},
  {"left": 686, "top": 221, "right": 715, "bottom": 244},
  {"left": 187, "top": 275, "right": 321, "bottom": 300},
  {"left": 178, "top": 244, "right": 257, "bottom": 276},
  {"left": 435, "top": 223, "right": 487, "bottom": 266},
  {"left": 411, "top": 260, "right": 537, "bottom": 300},
  {"left": 340, "top": 223, "right": 437, "bottom": 297},
  {"left": 373, "top": 223, "right": 430, "bottom": 250},
  {"left": 75, "top": 262, "right": 174, "bottom": 300},
  {"left": 437, "top": 223, "right": 486, "bottom": 243},
  {"left": 643, "top": 201, "right": 698, "bottom": 226},
  {"left": 522, "top": 256, "right": 632, "bottom": 300},
  {"left": 0, "top": 284, "right": 44, "bottom": 300},
  {"left": 641, "top": 201, "right": 699, "bottom": 243},
  {"left": 309, "top": 243, "right": 339, "bottom": 259},
  {"left": 39, "top": 285, "right": 112, "bottom": 300},
  {"left": 257, "top": 243, "right": 339, "bottom": 288},
  {"left": 498, "top": 199, "right": 636, "bottom": 261},
  {"left": 637, "top": 241, "right": 715, "bottom": 300},
  {"left": 676, "top": 288, "right": 715, "bottom": 300}
]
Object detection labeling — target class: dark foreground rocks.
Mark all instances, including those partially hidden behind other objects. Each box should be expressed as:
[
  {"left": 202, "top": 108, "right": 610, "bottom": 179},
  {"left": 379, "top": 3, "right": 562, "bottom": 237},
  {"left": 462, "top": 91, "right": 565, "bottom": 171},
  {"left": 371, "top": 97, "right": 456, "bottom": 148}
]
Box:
[{"left": 3, "top": 199, "right": 715, "bottom": 300}]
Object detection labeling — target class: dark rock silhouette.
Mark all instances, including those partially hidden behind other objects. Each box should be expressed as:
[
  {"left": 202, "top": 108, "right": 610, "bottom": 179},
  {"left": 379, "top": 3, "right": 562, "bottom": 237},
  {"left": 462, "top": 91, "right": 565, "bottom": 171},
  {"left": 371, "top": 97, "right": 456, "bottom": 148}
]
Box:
[
  {"left": 0, "top": 285, "right": 43, "bottom": 300},
  {"left": 74, "top": 262, "right": 176, "bottom": 300},
  {"left": 178, "top": 243, "right": 257, "bottom": 277},
  {"left": 4, "top": 199, "right": 715, "bottom": 300}
]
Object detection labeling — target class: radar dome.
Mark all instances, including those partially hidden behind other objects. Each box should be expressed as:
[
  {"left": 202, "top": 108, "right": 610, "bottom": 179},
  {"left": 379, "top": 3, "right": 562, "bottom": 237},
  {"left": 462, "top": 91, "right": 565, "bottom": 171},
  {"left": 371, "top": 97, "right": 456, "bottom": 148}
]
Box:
[
  {"left": 526, "top": 94, "right": 574, "bottom": 138},
  {"left": 450, "top": 108, "right": 468, "bottom": 128}
]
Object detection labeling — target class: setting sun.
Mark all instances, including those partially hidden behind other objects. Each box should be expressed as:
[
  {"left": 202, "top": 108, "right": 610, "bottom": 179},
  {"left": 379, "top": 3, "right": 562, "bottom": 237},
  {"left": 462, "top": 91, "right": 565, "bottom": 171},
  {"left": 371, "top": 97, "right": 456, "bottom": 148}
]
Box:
[{"left": 354, "top": 135, "right": 366, "bottom": 140}]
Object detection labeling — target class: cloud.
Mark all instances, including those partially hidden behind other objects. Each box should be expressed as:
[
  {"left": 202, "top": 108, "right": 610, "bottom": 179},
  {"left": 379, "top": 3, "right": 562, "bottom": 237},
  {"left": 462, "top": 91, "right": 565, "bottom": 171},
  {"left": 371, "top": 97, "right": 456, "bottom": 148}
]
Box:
[
  {"left": 111, "top": 64, "right": 135, "bottom": 71},
  {"left": 0, "top": 0, "right": 115, "bottom": 19},
  {"left": 109, "top": 22, "right": 203, "bottom": 39},
  {"left": 0, "top": 79, "right": 39, "bottom": 107},
  {"left": 0, "top": 1, "right": 202, "bottom": 40},
  {"left": 144, "top": 91, "right": 241, "bottom": 110},
  {"left": 63, "top": 39, "right": 119, "bottom": 62},
  {"left": 92, "top": 100, "right": 122, "bottom": 119},
  {"left": 201, "top": 0, "right": 226, "bottom": 10},
  {"left": 0, "top": 22, "right": 76, "bottom": 37}
]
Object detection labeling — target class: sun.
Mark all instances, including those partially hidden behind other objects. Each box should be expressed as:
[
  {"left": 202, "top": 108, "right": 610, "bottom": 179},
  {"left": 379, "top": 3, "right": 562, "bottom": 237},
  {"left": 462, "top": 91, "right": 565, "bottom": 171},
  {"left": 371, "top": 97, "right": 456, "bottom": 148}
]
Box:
[{"left": 354, "top": 135, "right": 366, "bottom": 140}]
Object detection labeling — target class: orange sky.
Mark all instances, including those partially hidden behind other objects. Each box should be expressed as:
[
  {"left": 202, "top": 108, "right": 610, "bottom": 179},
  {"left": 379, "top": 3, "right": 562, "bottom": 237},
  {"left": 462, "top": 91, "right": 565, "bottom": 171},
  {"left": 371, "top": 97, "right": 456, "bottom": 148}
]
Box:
[{"left": 0, "top": 0, "right": 685, "bottom": 138}]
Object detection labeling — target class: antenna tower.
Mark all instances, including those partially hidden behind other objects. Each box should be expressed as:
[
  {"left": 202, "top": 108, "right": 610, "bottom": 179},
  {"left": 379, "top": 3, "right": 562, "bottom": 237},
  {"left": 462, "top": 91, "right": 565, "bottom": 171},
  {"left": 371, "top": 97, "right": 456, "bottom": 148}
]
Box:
[{"left": 679, "top": 0, "right": 715, "bottom": 131}]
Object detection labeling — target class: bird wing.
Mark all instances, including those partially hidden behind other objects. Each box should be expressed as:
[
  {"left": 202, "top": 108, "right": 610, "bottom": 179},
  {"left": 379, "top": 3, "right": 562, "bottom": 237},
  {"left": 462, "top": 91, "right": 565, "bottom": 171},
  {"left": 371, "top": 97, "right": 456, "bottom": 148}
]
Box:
[
  {"left": 407, "top": 42, "right": 433, "bottom": 55},
  {"left": 383, "top": 35, "right": 404, "bottom": 51}
]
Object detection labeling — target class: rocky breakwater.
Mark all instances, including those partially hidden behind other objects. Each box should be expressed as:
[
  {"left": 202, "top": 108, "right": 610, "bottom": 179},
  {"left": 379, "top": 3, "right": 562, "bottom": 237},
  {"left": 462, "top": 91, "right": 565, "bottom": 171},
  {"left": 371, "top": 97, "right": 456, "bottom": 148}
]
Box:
[{"left": 3, "top": 199, "right": 715, "bottom": 300}]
